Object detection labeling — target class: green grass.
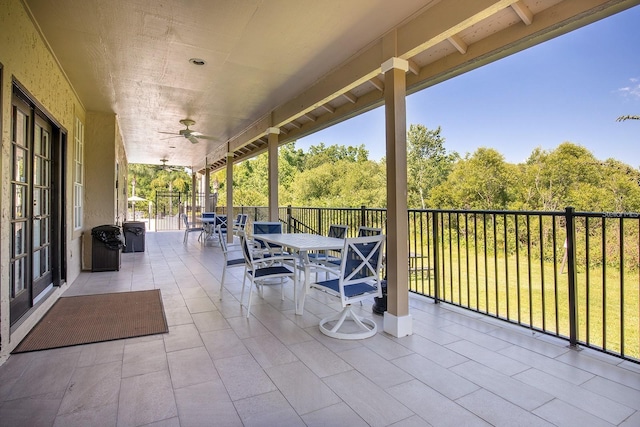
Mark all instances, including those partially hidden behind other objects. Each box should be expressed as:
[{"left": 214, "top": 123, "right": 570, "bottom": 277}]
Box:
[{"left": 408, "top": 249, "right": 640, "bottom": 360}]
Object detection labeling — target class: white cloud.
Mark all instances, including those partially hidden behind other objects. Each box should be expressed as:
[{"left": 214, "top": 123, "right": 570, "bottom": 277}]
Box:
[{"left": 618, "top": 77, "right": 640, "bottom": 98}]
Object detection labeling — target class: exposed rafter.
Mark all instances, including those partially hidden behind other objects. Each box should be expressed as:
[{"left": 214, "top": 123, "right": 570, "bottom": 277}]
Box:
[
  {"left": 304, "top": 113, "right": 317, "bottom": 122},
  {"left": 448, "top": 34, "right": 468, "bottom": 54},
  {"left": 342, "top": 92, "right": 358, "bottom": 104},
  {"left": 320, "top": 104, "right": 335, "bottom": 114},
  {"left": 407, "top": 59, "right": 420, "bottom": 75},
  {"left": 511, "top": 1, "right": 533, "bottom": 25},
  {"left": 369, "top": 77, "right": 384, "bottom": 92}
]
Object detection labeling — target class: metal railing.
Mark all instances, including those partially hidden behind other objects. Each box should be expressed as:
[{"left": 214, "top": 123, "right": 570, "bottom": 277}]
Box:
[{"left": 222, "top": 205, "right": 639, "bottom": 362}]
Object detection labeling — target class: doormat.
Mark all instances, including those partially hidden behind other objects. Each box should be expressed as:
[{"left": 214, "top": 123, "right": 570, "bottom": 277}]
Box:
[{"left": 12, "top": 289, "right": 168, "bottom": 353}]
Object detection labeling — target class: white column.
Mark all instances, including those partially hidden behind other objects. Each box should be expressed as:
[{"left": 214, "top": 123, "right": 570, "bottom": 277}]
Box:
[
  {"left": 267, "top": 127, "right": 280, "bottom": 221},
  {"left": 204, "top": 165, "right": 211, "bottom": 211},
  {"left": 381, "top": 57, "right": 412, "bottom": 338},
  {"left": 226, "top": 150, "right": 234, "bottom": 243}
]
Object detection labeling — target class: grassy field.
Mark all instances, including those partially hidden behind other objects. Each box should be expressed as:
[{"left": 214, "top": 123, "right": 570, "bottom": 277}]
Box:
[{"left": 408, "top": 250, "right": 639, "bottom": 361}]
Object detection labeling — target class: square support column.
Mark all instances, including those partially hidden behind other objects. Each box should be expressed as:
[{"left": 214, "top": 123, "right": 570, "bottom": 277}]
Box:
[
  {"left": 381, "top": 57, "right": 412, "bottom": 338},
  {"left": 226, "top": 150, "right": 234, "bottom": 243},
  {"left": 204, "top": 166, "right": 211, "bottom": 211},
  {"left": 267, "top": 127, "right": 280, "bottom": 222},
  {"left": 191, "top": 172, "right": 198, "bottom": 223}
]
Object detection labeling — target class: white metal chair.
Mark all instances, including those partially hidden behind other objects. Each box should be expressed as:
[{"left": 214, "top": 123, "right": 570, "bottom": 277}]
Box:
[
  {"left": 357, "top": 226, "right": 383, "bottom": 237},
  {"left": 308, "top": 234, "right": 385, "bottom": 339},
  {"left": 218, "top": 225, "right": 246, "bottom": 299},
  {"left": 233, "top": 213, "right": 248, "bottom": 236},
  {"left": 239, "top": 236, "right": 298, "bottom": 318},
  {"left": 252, "top": 221, "right": 286, "bottom": 256},
  {"left": 307, "top": 224, "right": 348, "bottom": 265},
  {"left": 182, "top": 213, "right": 203, "bottom": 244}
]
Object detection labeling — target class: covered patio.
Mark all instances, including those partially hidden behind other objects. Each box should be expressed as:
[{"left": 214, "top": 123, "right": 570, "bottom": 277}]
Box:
[{"left": 1, "top": 231, "right": 638, "bottom": 426}]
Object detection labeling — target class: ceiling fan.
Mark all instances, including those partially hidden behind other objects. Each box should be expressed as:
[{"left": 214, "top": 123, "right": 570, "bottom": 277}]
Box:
[
  {"left": 159, "top": 119, "right": 214, "bottom": 144},
  {"left": 158, "top": 158, "right": 184, "bottom": 172}
]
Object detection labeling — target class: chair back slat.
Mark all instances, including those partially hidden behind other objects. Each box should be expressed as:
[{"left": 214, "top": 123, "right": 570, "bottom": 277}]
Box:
[
  {"left": 253, "top": 221, "right": 282, "bottom": 250},
  {"left": 241, "top": 236, "right": 255, "bottom": 265},
  {"left": 218, "top": 226, "right": 228, "bottom": 254},
  {"left": 215, "top": 215, "right": 227, "bottom": 230},
  {"left": 340, "top": 235, "right": 384, "bottom": 284},
  {"left": 357, "top": 226, "right": 382, "bottom": 237},
  {"left": 253, "top": 221, "right": 281, "bottom": 235},
  {"left": 328, "top": 224, "right": 348, "bottom": 239}
]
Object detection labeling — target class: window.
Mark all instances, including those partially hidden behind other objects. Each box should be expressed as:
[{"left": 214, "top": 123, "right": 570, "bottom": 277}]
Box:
[{"left": 73, "top": 117, "right": 84, "bottom": 230}]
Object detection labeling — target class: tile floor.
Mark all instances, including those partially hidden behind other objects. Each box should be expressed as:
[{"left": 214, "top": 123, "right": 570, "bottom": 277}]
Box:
[{"left": 0, "top": 231, "right": 639, "bottom": 426}]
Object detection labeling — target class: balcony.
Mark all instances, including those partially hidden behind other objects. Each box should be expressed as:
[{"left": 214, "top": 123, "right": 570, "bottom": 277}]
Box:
[{"left": 0, "top": 230, "right": 638, "bottom": 426}]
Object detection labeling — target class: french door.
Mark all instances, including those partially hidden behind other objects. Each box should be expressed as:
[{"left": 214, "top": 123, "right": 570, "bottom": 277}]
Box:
[{"left": 10, "top": 90, "right": 63, "bottom": 325}]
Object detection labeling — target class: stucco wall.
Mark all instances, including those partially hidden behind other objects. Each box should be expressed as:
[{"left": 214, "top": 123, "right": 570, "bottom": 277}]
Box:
[
  {"left": 81, "top": 112, "right": 128, "bottom": 270},
  {"left": 0, "top": 0, "right": 124, "bottom": 361}
]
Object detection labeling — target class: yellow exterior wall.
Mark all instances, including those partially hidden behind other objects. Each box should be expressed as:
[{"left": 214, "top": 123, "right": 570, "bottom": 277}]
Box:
[{"left": 0, "top": 0, "right": 125, "bottom": 360}]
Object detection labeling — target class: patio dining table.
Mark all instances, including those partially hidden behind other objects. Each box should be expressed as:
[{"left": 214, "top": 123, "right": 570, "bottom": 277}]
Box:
[{"left": 252, "top": 233, "right": 345, "bottom": 315}]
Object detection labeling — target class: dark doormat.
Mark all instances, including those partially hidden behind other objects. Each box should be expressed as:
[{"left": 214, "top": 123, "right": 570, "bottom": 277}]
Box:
[{"left": 12, "top": 289, "right": 168, "bottom": 353}]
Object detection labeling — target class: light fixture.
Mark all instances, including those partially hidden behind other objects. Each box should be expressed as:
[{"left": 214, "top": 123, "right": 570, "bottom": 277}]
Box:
[{"left": 189, "top": 58, "right": 206, "bottom": 66}]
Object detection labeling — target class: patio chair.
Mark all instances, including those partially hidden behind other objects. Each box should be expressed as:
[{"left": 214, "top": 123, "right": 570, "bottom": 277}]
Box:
[
  {"left": 357, "top": 226, "right": 383, "bottom": 237},
  {"left": 307, "top": 224, "right": 348, "bottom": 265},
  {"left": 308, "top": 234, "right": 385, "bottom": 339},
  {"left": 182, "top": 213, "right": 203, "bottom": 244},
  {"left": 233, "top": 213, "right": 249, "bottom": 236},
  {"left": 218, "top": 225, "right": 246, "bottom": 299},
  {"left": 252, "top": 221, "right": 286, "bottom": 256},
  {"left": 200, "top": 212, "right": 216, "bottom": 242},
  {"left": 215, "top": 214, "right": 228, "bottom": 231},
  {"left": 239, "top": 236, "right": 297, "bottom": 318}
]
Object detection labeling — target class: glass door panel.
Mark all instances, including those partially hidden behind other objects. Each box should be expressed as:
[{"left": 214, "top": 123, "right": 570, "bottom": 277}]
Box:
[
  {"left": 10, "top": 94, "right": 56, "bottom": 325},
  {"left": 32, "top": 116, "right": 52, "bottom": 299},
  {"left": 10, "top": 101, "right": 31, "bottom": 323}
]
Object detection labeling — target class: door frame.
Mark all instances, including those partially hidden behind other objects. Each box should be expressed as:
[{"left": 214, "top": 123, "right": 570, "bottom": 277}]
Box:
[{"left": 9, "top": 81, "right": 67, "bottom": 326}]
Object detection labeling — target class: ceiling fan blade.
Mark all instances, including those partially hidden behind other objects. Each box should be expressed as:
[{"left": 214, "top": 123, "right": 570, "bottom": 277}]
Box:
[
  {"left": 159, "top": 135, "right": 182, "bottom": 140},
  {"left": 187, "top": 135, "right": 199, "bottom": 144},
  {"left": 158, "top": 131, "right": 178, "bottom": 135},
  {"left": 194, "top": 134, "right": 216, "bottom": 140}
]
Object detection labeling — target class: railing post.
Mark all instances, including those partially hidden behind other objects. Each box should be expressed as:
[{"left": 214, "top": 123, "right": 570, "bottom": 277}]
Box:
[
  {"left": 287, "top": 205, "right": 292, "bottom": 233},
  {"left": 432, "top": 210, "right": 440, "bottom": 304},
  {"left": 565, "top": 206, "right": 578, "bottom": 347},
  {"left": 361, "top": 205, "right": 367, "bottom": 228},
  {"left": 317, "top": 208, "right": 322, "bottom": 235}
]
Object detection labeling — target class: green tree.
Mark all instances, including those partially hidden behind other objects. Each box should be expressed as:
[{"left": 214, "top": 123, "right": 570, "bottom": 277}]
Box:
[
  {"left": 430, "top": 147, "right": 514, "bottom": 209},
  {"left": 519, "top": 142, "right": 602, "bottom": 211},
  {"left": 406, "top": 124, "right": 458, "bottom": 209},
  {"left": 304, "top": 143, "right": 369, "bottom": 169},
  {"left": 291, "top": 159, "right": 385, "bottom": 207}
]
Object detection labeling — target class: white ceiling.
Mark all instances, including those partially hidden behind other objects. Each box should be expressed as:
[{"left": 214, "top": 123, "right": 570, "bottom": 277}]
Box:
[{"left": 23, "top": 0, "right": 639, "bottom": 171}]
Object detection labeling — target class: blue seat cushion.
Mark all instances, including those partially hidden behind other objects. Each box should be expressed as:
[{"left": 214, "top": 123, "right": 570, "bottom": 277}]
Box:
[
  {"left": 226, "top": 258, "right": 245, "bottom": 266},
  {"left": 308, "top": 253, "right": 341, "bottom": 263},
  {"left": 251, "top": 266, "right": 292, "bottom": 278},
  {"left": 314, "top": 279, "right": 377, "bottom": 297}
]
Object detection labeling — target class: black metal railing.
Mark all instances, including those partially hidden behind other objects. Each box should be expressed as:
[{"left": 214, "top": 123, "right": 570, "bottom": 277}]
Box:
[{"left": 218, "top": 204, "right": 639, "bottom": 362}]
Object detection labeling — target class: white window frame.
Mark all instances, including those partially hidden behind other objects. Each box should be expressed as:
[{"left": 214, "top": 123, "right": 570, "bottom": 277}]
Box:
[{"left": 73, "top": 117, "right": 84, "bottom": 230}]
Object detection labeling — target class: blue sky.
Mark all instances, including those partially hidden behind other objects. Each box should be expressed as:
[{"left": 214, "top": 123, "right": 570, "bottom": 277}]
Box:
[{"left": 298, "top": 6, "right": 640, "bottom": 165}]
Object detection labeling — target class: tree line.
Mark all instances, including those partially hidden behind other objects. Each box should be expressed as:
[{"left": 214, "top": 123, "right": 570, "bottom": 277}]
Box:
[{"left": 130, "top": 123, "right": 640, "bottom": 214}]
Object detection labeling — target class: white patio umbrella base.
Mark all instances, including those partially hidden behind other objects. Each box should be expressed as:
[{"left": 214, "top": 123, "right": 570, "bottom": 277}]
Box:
[{"left": 318, "top": 306, "right": 377, "bottom": 340}]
